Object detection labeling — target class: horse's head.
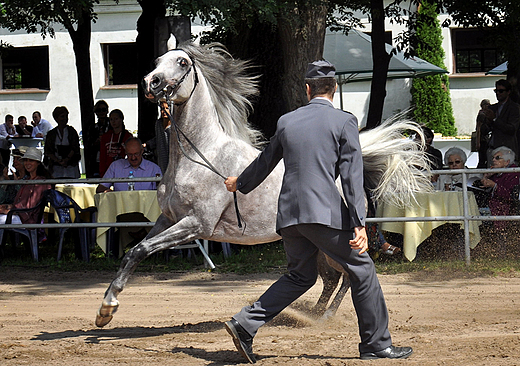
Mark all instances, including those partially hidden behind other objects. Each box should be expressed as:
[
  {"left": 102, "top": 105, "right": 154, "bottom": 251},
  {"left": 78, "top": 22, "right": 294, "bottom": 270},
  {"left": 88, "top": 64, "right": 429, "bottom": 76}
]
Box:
[{"left": 143, "top": 49, "right": 198, "bottom": 104}]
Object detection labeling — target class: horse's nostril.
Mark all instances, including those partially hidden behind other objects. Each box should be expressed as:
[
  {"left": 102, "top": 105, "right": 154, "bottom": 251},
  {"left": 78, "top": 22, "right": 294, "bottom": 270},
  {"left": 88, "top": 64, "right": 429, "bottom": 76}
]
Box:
[{"left": 151, "top": 76, "right": 161, "bottom": 89}]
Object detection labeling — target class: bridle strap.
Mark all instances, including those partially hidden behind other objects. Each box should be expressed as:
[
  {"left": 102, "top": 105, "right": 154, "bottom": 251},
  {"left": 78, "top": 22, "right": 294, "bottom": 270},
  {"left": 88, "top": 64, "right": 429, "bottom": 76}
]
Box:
[{"left": 162, "top": 54, "right": 199, "bottom": 106}]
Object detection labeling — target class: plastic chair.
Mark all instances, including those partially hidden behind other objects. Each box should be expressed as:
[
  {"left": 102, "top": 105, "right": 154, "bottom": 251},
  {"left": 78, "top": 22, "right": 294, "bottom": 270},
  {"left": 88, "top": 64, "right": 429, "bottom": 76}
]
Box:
[
  {"left": 0, "top": 199, "right": 48, "bottom": 261},
  {"left": 44, "top": 189, "right": 97, "bottom": 262}
]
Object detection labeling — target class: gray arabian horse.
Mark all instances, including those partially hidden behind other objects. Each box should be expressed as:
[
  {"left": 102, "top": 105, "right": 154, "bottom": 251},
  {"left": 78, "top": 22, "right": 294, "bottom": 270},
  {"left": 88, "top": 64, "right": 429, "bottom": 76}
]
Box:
[{"left": 95, "top": 41, "right": 432, "bottom": 327}]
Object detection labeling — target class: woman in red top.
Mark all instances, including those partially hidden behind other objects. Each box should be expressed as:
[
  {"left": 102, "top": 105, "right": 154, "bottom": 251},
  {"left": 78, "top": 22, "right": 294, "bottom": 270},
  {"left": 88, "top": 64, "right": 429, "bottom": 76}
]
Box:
[
  {"left": 99, "top": 109, "right": 132, "bottom": 177},
  {"left": 0, "top": 147, "right": 51, "bottom": 224}
]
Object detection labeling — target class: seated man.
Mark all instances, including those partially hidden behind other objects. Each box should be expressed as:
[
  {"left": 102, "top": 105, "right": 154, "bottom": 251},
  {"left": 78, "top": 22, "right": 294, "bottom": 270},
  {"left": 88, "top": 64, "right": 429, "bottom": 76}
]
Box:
[
  {"left": 96, "top": 137, "right": 161, "bottom": 256},
  {"left": 96, "top": 137, "right": 161, "bottom": 193},
  {"left": 15, "top": 116, "right": 33, "bottom": 136}
]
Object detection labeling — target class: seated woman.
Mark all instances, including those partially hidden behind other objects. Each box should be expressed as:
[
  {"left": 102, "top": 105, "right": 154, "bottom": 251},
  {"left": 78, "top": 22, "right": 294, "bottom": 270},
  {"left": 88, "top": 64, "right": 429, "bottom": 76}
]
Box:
[
  {"left": 99, "top": 109, "right": 132, "bottom": 177},
  {"left": 479, "top": 146, "right": 520, "bottom": 256},
  {"left": 0, "top": 147, "right": 51, "bottom": 224},
  {"left": 0, "top": 147, "right": 29, "bottom": 204},
  {"left": 44, "top": 106, "right": 81, "bottom": 179},
  {"left": 437, "top": 147, "right": 481, "bottom": 191}
]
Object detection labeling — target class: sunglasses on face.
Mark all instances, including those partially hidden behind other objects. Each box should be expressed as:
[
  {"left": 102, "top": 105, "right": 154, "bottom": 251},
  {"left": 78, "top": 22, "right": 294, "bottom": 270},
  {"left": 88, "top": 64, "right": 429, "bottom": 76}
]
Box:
[
  {"left": 96, "top": 108, "right": 108, "bottom": 113},
  {"left": 492, "top": 155, "right": 504, "bottom": 160},
  {"left": 448, "top": 160, "right": 462, "bottom": 166},
  {"left": 494, "top": 89, "right": 507, "bottom": 94}
]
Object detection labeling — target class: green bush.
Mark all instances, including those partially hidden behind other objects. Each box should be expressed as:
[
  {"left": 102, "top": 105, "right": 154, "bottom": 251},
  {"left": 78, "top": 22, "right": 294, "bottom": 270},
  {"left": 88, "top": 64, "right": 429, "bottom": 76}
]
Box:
[{"left": 411, "top": 0, "right": 457, "bottom": 136}]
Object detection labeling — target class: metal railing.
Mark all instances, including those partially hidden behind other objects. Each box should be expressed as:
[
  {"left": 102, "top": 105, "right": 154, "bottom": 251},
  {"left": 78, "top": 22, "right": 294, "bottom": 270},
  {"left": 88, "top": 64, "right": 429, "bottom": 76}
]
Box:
[
  {"left": 366, "top": 166, "right": 520, "bottom": 264},
  {"left": 3, "top": 169, "right": 520, "bottom": 264},
  {"left": 0, "top": 176, "right": 162, "bottom": 231}
]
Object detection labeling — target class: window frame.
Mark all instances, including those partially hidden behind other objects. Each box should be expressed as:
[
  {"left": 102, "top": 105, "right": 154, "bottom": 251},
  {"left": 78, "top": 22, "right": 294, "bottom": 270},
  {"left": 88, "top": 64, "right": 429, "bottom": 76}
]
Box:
[
  {"left": 451, "top": 28, "right": 505, "bottom": 74},
  {"left": 101, "top": 42, "right": 138, "bottom": 87},
  {"left": 0, "top": 45, "right": 50, "bottom": 91}
]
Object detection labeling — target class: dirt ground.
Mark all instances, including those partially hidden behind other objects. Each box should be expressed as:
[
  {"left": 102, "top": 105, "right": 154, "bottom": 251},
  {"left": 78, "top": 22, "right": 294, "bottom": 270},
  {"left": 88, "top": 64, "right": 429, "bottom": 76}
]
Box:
[{"left": 1, "top": 268, "right": 520, "bottom": 366}]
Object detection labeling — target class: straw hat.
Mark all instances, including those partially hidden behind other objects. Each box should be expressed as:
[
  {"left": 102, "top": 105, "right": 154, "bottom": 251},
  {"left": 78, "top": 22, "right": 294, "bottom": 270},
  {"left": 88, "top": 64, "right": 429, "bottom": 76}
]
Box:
[
  {"left": 21, "top": 147, "right": 43, "bottom": 162},
  {"left": 12, "top": 145, "right": 29, "bottom": 158}
]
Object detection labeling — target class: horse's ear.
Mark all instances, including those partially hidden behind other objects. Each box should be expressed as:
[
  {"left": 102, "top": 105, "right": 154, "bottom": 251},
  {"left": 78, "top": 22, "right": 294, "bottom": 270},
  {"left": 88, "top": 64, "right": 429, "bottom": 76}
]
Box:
[{"left": 167, "top": 34, "right": 177, "bottom": 51}]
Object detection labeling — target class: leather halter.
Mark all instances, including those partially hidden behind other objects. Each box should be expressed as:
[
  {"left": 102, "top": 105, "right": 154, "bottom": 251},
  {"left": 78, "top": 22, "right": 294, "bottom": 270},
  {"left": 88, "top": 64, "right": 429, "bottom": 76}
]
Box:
[{"left": 161, "top": 53, "right": 199, "bottom": 106}]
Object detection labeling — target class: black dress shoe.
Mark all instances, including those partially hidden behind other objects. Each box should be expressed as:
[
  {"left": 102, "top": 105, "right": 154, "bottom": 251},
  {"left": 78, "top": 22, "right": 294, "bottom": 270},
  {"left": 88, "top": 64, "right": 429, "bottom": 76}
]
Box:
[
  {"left": 225, "top": 319, "right": 256, "bottom": 363},
  {"left": 360, "top": 345, "right": 413, "bottom": 360}
]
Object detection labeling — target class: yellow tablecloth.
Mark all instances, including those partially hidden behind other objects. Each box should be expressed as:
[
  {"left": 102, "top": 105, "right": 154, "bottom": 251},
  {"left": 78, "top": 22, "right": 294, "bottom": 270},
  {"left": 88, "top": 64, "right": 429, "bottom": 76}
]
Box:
[
  {"left": 376, "top": 191, "right": 481, "bottom": 261},
  {"left": 45, "top": 183, "right": 97, "bottom": 222},
  {"left": 55, "top": 184, "right": 97, "bottom": 209},
  {"left": 95, "top": 190, "right": 161, "bottom": 253}
]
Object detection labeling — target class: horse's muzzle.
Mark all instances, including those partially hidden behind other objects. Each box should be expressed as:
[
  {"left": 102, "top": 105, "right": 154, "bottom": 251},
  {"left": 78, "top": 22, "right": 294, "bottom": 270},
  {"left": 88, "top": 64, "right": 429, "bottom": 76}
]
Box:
[{"left": 142, "top": 73, "right": 167, "bottom": 102}]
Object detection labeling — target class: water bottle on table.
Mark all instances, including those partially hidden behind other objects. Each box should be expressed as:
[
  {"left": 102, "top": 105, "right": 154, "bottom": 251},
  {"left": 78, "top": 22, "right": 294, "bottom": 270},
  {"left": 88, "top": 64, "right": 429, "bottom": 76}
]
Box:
[{"left": 128, "top": 170, "right": 135, "bottom": 191}]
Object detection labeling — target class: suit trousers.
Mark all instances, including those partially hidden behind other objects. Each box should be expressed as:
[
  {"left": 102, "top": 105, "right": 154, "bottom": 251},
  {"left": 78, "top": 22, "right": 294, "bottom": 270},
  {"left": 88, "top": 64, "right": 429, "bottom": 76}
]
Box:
[{"left": 233, "top": 223, "right": 392, "bottom": 353}]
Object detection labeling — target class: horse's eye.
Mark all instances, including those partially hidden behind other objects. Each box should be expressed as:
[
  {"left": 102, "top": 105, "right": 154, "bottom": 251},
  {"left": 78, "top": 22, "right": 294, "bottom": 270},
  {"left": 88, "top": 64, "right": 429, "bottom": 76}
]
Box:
[{"left": 178, "top": 58, "right": 188, "bottom": 67}]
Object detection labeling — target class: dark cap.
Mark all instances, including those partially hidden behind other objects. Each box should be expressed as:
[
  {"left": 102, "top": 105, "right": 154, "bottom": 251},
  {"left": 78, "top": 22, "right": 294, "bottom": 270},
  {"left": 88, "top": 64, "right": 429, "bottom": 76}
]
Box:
[{"left": 305, "top": 60, "right": 336, "bottom": 78}]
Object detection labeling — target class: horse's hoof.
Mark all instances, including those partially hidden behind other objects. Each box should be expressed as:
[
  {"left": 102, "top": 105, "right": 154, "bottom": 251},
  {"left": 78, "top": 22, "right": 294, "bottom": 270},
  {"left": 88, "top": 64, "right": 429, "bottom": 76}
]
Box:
[{"left": 95, "top": 300, "right": 119, "bottom": 328}]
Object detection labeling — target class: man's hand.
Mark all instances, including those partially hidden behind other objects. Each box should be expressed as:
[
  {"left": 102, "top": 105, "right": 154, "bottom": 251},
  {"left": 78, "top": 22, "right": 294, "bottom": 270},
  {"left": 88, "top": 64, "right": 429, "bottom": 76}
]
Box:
[
  {"left": 225, "top": 177, "right": 238, "bottom": 192},
  {"left": 96, "top": 184, "right": 111, "bottom": 194},
  {"left": 349, "top": 226, "right": 368, "bottom": 254}
]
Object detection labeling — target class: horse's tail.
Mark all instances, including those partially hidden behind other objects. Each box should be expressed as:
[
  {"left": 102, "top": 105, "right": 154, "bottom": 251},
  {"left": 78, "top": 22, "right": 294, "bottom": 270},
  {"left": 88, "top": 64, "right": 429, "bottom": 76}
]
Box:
[{"left": 360, "top": 117, "right": 432, "bottom": 207}]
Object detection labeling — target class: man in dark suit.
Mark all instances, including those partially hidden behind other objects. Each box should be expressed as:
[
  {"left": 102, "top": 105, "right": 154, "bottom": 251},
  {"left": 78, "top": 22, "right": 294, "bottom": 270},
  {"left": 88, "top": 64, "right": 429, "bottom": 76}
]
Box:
[
  {"left": 224, "top": 60, "right": 412, "bottom": 363},
  {"left": 488, "top": 79, "right": 520, "bottom": 163}
]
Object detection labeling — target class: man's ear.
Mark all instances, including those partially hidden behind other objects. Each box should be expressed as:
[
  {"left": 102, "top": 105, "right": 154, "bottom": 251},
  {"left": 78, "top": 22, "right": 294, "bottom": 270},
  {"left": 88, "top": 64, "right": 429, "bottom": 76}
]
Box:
[{"left": 306, "top": 84, "right": 311, "bottom": 101}]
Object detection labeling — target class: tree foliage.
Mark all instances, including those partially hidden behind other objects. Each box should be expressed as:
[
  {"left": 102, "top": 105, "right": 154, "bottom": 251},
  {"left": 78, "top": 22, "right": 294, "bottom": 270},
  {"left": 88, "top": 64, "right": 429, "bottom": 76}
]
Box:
[
  {"left": 411, "top": 0, "right": 456, "bottom": 136},
  {"left": 167, "top": 0, "right": 428, "bottom": 132},
  {"left": 0, "top": 0, "right": 98, "bottom": 37}
]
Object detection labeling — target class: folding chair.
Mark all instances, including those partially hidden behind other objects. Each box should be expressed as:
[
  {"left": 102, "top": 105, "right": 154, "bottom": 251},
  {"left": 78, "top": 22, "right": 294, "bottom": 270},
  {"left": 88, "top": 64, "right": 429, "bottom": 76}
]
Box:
[
  {"left": 44, "top": 189, "right": 97, "bottom": 262},
  {"left": 0, "top": 199, "right": 47, "bottom": 261}
]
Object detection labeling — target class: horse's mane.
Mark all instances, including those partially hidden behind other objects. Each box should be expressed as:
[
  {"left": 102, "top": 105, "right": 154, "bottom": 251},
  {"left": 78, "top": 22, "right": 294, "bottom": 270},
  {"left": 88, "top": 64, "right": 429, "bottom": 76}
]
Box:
[{"left": 179, "top": 42, "right": 264, "bottom": 147}]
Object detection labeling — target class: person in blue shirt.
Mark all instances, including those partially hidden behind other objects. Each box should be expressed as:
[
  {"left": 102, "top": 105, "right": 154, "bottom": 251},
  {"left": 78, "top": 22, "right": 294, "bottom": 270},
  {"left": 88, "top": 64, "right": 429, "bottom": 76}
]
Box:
[{"left": 96, "top": 137, "right": 161, "bottom": 193}]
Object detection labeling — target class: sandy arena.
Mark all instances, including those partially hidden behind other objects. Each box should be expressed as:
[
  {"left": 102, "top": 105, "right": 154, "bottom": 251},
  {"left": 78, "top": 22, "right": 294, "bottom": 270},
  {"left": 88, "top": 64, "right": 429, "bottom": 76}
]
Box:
[{"left": 1, "top": 268, "right": 519, "bottom": 365}]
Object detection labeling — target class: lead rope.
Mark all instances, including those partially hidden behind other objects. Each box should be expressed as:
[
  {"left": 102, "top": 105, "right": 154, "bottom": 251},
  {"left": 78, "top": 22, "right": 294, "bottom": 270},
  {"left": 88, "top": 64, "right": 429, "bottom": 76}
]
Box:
[{"left": 161, "top": 104, "right": 245, "bottom": 230}]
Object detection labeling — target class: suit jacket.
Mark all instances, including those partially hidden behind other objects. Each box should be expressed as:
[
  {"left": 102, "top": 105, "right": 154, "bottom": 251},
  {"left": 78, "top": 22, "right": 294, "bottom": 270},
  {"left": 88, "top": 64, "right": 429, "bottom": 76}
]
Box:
[
  {"left": 489, "top": 99, "right": 520, "bottom": 154},
  {"left": 237, "top": 98, "right": 366, "bottom": 232}
]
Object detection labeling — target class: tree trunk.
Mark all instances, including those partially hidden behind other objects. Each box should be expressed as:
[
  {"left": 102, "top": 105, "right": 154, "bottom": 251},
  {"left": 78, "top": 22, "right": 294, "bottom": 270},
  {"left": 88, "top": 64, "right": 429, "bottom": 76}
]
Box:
[
  {"left": 225, "top": 20, "right": 287, "bottom": 138},
  {"left": 137, "top": 0, "right": 166, "bottom": 144},
  {"left": 68, "top": 10, "right": 96, "bottom": 178},
  {"left": 278, "top": 4, "right": 329, "bottom": 113},
  {"left": 366, "top": 0, "right": 392, "bottom": 129}
]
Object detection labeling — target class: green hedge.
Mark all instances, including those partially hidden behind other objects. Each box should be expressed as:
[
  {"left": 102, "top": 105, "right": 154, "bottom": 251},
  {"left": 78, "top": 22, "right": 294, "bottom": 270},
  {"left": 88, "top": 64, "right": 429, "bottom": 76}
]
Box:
[{"left": 411, "top": 0, "right": 457, "bottom": 136}]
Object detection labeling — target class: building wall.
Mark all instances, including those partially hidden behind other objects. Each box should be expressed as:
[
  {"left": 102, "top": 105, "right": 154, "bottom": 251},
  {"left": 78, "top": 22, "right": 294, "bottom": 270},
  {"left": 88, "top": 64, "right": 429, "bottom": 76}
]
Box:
[{"left": 0, "top": 1, "right": 141, "bottom": 135}]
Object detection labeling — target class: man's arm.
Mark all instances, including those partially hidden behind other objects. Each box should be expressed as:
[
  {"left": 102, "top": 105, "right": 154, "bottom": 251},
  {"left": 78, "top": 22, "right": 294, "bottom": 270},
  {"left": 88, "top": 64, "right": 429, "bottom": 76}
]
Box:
[
  {"left": 338, "top": 115, "right": 366, "bottom": 229},
  {"left": 237, "top": 134, "right": 283, "bottom": 194},
  {"left": 226, "top": 130, "right": 283, "bottom": 194},
  {"left": 97, "top": 162, "right": 116, "bottom": 193}
]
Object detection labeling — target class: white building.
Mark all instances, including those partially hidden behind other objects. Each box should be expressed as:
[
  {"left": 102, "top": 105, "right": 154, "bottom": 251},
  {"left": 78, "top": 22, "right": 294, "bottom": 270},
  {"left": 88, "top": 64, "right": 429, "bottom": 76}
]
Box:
[{"left": 0, "top": 1, "right": 504, "bottom": 137}]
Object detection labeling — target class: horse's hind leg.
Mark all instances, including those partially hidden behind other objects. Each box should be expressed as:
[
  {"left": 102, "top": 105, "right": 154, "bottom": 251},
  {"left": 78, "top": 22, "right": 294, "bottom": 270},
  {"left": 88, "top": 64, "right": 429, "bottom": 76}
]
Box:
[
  {"left": 96, "top": 214, "right": 201, "bottom": 327},
  {"left": 313, "top": 251, "right": 342, "bottom": 317},
  {"left": 321, "top": 274, "right": 351, "bottom": 320}
]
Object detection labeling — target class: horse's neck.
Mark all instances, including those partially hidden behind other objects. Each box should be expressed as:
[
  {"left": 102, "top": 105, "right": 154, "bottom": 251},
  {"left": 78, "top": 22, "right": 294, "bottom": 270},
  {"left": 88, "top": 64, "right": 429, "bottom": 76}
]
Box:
[{"left": 170, "top": 80, "right": 227, "bottom": 164}]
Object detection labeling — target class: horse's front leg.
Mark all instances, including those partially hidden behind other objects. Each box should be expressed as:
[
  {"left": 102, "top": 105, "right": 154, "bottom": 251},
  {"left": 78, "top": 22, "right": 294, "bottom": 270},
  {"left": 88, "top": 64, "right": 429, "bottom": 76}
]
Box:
[{"left": 95, "top": 214, "right": 202, "bottom": 327}]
